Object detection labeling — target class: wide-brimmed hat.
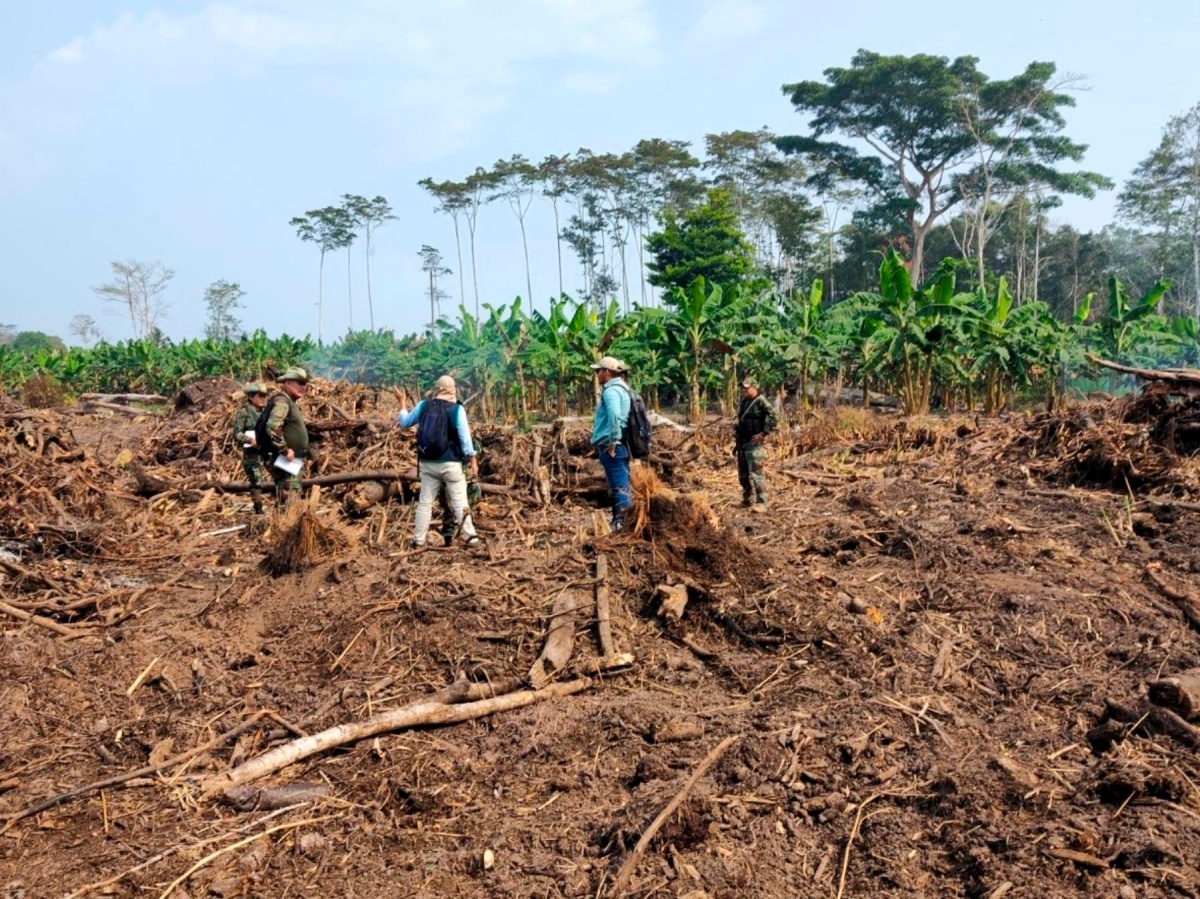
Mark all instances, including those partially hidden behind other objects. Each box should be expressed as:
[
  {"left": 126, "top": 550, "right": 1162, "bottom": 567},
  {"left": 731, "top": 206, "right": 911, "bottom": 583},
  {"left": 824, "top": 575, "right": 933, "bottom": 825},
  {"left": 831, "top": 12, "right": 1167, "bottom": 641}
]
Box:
[
  {"left": 591, "top": 355, "right": 627, "bottom": 373},
  {"left": 279, "top": 367, "right": 309, "bottom": 384},
  {"left": 242, "top": 382, "right": 268, "bottom": 396}
]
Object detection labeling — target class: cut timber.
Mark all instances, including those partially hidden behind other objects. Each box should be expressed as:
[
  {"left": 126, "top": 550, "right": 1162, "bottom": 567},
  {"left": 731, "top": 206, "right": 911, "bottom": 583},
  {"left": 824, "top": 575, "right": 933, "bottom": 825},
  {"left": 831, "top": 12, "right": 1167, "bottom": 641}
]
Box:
[
  {"left": 82, "top": 401, "right": 162, "bottom": 417},
  {"left": 1148, "top": 669, "right": 1200, "bottom": 721},
  {"left": 529, "top": 591, "right": 578, "bottom": 689},
  {"left": 343, "top": 480, "right": 394, "bottom": 514},
  {"left": 1085, "top": 353, "right": 1200, "bottom": 394},
  {"left": 656, "top": 583, "right": 689, "bottom": 621},
  {"left": 202, "top": 679, "right": 591, "bottom": 796},
  {"left": 79, "top": 393, "right": 169, "bottom": 405},
  {"left": 194, "top": 469, "right": 538, "bottom": 506},
  {"left": 1144, "top": 565, "right": 1200, "bottom": 631},
  {"left": 595, "top": 553, "right": 615, "bottom": 656}
]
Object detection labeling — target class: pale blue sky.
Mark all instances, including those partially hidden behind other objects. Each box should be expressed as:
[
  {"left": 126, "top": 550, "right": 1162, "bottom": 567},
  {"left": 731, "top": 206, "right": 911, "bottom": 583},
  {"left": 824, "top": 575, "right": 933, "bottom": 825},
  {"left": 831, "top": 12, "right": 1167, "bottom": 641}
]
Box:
[{"left": 1, "top": 0, "right": 1197, "bottom": 342}]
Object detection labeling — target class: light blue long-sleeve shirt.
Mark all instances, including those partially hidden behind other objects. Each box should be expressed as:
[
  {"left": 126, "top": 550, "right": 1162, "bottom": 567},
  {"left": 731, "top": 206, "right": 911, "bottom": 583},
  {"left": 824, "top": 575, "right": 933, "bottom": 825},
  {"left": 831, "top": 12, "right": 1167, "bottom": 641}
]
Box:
[
  {"left": 397, "top": 401, "right": 476, "bottom": 458},
  {"left": 591, "top": 379, "right": 631, "bottom": 448}
]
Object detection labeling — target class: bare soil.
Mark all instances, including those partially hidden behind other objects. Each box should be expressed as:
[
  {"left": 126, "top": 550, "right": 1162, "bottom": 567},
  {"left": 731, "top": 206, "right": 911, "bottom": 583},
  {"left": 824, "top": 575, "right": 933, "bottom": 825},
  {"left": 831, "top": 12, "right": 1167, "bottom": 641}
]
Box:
[{"left": 3, "top": 400, "right": 1200, "bottom": 899}]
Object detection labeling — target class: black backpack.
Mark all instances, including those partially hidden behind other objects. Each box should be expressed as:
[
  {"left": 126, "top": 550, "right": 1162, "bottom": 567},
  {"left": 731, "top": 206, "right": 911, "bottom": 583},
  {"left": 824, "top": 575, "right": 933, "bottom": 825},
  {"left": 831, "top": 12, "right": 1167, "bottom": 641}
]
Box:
[
  {"left": 615, "top": 382, "right": 652, "bottom": 459},
  {"left": 254, "top": 395, "right": 284, "bottom": 458},
  {"left": 416, "top": 399, "right": 461, "bottom": 461}
]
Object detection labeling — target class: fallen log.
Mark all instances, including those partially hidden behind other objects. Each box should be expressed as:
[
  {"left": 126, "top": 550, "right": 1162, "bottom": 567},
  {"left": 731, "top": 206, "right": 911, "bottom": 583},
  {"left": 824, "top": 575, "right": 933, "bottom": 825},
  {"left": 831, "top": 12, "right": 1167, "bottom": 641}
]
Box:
[
  {"left": 595, "top": 554, "right": 615, "bottom": 656},
  {"left": 529, "top": 591, "right": 579, "bottom": 689},
  {"left": 1085, "top": 353, "right": 1200, "bottom": 393},
  {"left": 79, "top": 393, "right": 169, "bottom": 405},
  {"left": 173, "top": 469, "right": 538, "bottom": 506},
  {"left": 81, "top": 400, "right": 162, "bottom": 417},
  {"left": 202, "top": 679, "right": 591, "bottom": 796}
]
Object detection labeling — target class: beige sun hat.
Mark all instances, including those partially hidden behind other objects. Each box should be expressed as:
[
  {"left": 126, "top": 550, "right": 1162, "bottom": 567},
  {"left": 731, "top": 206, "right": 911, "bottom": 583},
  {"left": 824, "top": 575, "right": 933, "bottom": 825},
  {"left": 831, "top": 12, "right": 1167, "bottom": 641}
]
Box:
[
  {"left": 242, "top": 381, "right": 268, "bottom": 395},
  {"left": 279, "top": 367, "right": 309, "bottom": 384},
  {"left": 591, "top": 355, "right": 627, "bottom": 373}
]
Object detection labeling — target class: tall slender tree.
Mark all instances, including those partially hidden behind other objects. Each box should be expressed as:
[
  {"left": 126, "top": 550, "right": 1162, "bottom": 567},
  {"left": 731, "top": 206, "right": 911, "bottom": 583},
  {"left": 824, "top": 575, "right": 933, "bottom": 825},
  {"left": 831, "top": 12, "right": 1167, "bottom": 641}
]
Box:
[
  {"left": 492, "top": 155, "right": 538, "bottom": 308},
  {"left": 343, "top": 194, "right": 396, "bottom": 331},
  {"left": 537, "top": 154, "right": 572, "bottom": 299},
  {"left": 418, "top": 179, "right": 471, "bottom": 309},
  {"left": 464, "top": 168, "right": 499, "bottom": 317},
  {"left": 418, "top": 245, "right": 452, "bottom": 333},
  {"left": 290, "top": 207, "right": 353, "bottom": 342}
]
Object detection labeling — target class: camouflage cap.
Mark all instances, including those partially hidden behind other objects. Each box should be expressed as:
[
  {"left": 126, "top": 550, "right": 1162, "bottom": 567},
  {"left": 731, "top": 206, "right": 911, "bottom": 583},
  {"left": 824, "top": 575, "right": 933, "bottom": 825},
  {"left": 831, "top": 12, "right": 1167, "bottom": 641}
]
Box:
[
  {"left": 741, "top": 376, "right": 758, "bottom": 388},
  {"left": 242, "top": 381, "right": 268, "bottom": 396},
  {"left": 279, "top": 367, "right": 309, "bottom": 384}
]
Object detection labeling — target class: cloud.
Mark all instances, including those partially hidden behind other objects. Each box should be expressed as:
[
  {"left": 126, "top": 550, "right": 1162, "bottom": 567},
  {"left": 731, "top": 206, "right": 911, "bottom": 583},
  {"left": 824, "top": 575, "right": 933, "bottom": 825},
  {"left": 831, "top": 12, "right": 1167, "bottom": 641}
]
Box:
[
  {"left": 692, "top": 0, "right": 766, "bottom": 42},
  {"left": 3, "top": 0, "right": 661, "bottom": 175},
  {"left": 44, "top": 37, "right": 84, "bottom": 65}
]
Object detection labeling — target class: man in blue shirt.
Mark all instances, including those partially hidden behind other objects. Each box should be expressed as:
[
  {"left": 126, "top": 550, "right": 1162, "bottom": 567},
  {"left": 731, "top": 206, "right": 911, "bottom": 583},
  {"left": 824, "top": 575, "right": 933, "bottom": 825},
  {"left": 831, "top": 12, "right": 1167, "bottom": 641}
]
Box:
[
  {"left": 591, "top": 355, "right": 633, "bottom": 531},
  {"left": 393, "top": 375, "right": 481, "bottom": 548}
]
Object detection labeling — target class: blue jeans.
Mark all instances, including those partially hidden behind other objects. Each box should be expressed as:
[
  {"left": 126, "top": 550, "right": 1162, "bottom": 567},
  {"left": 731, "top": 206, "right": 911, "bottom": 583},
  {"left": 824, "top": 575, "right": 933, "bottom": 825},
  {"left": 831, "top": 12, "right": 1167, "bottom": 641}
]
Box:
[{"left": 598, "top": 444, "right": 633, "bottom": 519}]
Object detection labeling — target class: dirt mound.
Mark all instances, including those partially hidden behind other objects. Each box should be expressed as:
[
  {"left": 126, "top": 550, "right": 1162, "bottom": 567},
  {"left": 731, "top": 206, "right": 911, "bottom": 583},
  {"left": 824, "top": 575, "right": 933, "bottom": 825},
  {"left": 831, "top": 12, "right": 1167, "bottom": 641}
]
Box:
[
  {"left": 174, "top": 375, "right": 240, "bottom": 411},
  {"left": 984, "top": 395, "right": 1200, "bottom": 494},
  {"left": 0, "top": 386, "right": 25, "bottom": 413}
]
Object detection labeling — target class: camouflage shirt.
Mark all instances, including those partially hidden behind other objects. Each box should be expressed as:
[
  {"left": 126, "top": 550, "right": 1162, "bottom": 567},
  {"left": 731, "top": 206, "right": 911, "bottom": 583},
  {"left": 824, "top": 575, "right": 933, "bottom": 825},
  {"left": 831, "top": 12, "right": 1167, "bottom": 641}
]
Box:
[
  {"left": 264, "top": 392, "right": 309, "bottom": 455},
  {"left": 735, "top": 394, "right": 778, "bottom": 446},
  {"left": 232, "top": 402, "right": 261, "bottom": 455}
]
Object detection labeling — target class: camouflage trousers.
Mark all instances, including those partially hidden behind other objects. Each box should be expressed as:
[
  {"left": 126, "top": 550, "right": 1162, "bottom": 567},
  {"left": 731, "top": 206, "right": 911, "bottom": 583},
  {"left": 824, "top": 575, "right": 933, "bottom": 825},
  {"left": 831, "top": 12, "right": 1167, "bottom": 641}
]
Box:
[
  {"left": 440, "top": 470, "right": 482, "bottom": 542},
  {"left": 242, "top": 456, "right": 267, "bottom": 498},
  {"left": 737, "top": 444, "right": 768, "bottom": 505}
]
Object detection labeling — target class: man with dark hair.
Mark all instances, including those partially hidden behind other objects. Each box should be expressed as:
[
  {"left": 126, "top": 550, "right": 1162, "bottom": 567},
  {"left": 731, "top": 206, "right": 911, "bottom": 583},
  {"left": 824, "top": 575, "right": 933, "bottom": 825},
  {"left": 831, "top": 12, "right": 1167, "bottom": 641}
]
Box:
[
  {"left": 735, "top": 377, "right": 776, "bottom": 511},
  {"left": 394, "top": 376, "right": 480, "bottom": 548},
  {"left": 591, "top": 355, "right": 632, "bottom": 531}
]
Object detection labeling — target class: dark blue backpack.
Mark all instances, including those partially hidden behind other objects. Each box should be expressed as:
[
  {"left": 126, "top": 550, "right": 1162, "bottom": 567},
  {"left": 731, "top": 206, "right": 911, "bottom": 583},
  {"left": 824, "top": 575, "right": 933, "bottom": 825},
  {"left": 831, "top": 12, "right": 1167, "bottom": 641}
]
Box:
[
  {"left": 616, "top": 382, "right": 652, "bottom": 459},
  {"left": 416, "top": 399, "right": 461, "bottom": 462}
]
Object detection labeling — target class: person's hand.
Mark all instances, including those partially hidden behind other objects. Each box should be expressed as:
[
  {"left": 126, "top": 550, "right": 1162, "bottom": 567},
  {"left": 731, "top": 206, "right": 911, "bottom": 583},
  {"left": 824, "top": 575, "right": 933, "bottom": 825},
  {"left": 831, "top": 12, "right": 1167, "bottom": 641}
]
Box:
[
  {"left": 285, "top": 448, "right": 295, "bottom": 462},
  {"left": 751, "top": 434, "right": 764, "bottom": 445},
  {"left": 392, "top": 386, "right": 407, "bottom": 407},
  {"left": 606, "top": 444, "right": 617, "bottom": 457},
  {"left": 469, "top": 456, "right": 479, "bottom": 477}
]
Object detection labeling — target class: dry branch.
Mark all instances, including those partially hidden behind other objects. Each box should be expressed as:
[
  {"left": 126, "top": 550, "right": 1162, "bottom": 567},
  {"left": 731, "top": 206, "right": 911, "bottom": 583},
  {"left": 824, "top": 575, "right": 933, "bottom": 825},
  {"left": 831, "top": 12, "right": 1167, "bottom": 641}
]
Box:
[
  {"left": 0, "top": 600, "right": 95, "bottom": 638},
  {"left": 608, "top": 734, "right": 740, "bottom": 897},
  {"left": 203, "top": 679, "right": 592, "bottom": 796}
]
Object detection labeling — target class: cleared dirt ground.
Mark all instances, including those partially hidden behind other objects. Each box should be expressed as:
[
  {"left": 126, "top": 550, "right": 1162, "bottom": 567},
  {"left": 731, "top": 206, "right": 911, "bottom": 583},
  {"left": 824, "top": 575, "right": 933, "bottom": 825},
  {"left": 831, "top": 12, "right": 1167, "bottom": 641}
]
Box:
[{"left": 3, "top": 393, "right": 1200, "bottom": 898}]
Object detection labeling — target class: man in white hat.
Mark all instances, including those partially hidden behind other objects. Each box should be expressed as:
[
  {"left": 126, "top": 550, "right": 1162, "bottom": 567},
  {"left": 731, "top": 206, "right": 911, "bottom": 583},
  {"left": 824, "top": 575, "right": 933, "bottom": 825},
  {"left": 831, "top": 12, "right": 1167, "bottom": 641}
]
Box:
[
  {"left": 393, "top": 376, "right": 481, "bottom": 548},
  {"left": 590, "top": 356, "right": 633, "bottom": 531}
]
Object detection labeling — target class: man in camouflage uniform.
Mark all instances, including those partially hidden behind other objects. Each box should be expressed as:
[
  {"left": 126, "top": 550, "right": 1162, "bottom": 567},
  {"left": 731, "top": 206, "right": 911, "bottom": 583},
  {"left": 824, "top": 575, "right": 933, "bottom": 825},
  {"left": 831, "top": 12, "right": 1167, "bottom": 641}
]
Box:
[
  {"left": 261, "top": 367, "right": 310, "bottom": 509},
  {"left": 440, "top": 437, "right": 482, "bottom": 544},
  {"left": 735, "top": 376, "right": 777, "bottom": 512},
  {"left": 232, "top": 382, "right": 270, "bottom": 514}
]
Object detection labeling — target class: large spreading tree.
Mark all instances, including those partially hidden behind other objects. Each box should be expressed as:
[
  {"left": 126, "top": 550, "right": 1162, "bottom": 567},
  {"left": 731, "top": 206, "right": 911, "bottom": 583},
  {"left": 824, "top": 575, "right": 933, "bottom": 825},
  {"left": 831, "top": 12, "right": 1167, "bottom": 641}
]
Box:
[
  {"left": 1119, "top": 102, "right": 1200, "bottom": 320},
  {"left": 777, "top": 51, "right": 1106, "bottom": 285}
]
